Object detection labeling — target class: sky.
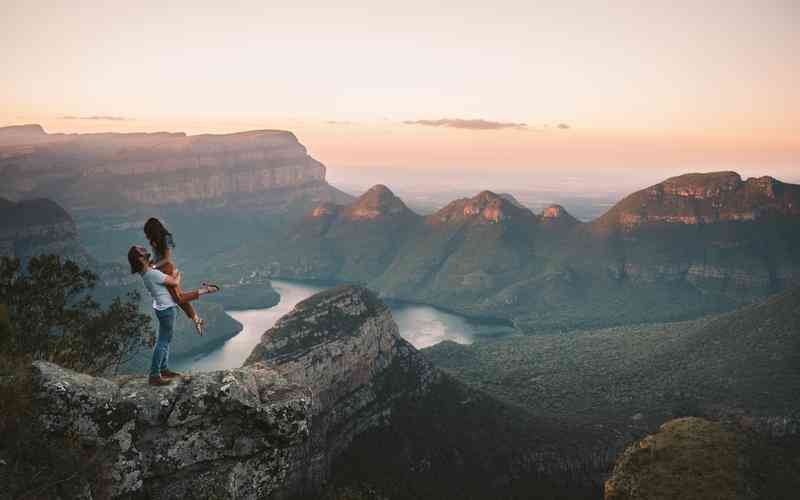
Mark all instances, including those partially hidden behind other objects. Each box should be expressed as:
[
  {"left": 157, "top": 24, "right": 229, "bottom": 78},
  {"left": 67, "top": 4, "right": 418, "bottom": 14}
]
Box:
[{"left": 2, "top": 0, "right": 798, "bottom": 188}]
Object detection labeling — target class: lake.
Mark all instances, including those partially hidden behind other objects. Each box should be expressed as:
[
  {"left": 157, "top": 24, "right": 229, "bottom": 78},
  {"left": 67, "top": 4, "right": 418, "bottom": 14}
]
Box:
[{"left": 175, "top": 279, "right": 515, "bottom": 372}]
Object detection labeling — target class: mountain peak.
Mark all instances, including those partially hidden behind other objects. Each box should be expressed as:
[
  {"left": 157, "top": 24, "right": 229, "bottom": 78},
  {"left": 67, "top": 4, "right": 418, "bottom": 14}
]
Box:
[
  {"left": 433, "top": 190, "right": 531, "bottom": 224},
  {"left": 595, "top": 171, "right": 800, "bottom": 230},
  {"left": 539, "top": 204, "right": 579, "bottom": 225},
  {"left": 345, "top": 184, "right": 411, "bottom": 219}
]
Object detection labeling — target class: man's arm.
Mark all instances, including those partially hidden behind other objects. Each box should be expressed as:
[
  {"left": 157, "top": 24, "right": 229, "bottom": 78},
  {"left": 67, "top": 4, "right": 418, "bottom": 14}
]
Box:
[{"left": 163, "top": 271, "right": 181, "bottom": 287}]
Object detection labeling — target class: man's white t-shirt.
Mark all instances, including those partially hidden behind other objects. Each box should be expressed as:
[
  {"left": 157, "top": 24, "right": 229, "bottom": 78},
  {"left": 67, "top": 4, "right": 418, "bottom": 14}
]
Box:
[{"left": 141, "top": 268, "right": 177, "bottom": 310}]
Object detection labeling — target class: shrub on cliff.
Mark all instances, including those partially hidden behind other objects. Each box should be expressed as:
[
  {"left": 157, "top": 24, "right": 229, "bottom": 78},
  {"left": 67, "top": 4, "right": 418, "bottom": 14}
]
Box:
[{"left": 0, "top": 255, "right": 151, "bottom": 375}]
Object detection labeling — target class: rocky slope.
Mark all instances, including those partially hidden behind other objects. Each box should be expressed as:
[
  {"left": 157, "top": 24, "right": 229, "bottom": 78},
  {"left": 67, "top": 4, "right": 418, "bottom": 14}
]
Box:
[
  {"left": 29, "top": 285, "right": 616, "bottom": 499},
  {"left": 245, "top": 285, "right": 439, "bottom": 490},
  {"left": 30, "top": 360, "right": 311, "bottom": 499},
  {"left": 604, "top": 417, "right": 800, "bottom": 500},
  {"left": 0, "top": 125, "right": 351, "bottom": 213},
  {"left": 604, "top": 417, "right": 739, "bottom": 500},
  {"left": 262, "top": 172, "right": 800, "bottom": 330},
  {"left": 246, "top": 285, "right": 616, "bottom": 498},
  {"left": 268, "top": 185, "right": 422, "bottom": 282}
]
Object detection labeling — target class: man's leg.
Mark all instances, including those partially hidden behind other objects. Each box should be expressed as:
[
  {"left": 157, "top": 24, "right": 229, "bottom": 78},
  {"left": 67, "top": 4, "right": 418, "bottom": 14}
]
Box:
[
  {"left": 158, "top": 307, "right": 176, "bottom": 373},
  {"left": 150, "top": 308, "right": 174, "bottom": 381}
]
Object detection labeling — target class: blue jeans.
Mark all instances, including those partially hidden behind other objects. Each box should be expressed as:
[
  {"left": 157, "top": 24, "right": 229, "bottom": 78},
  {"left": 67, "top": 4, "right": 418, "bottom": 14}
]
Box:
[{"left": 150, "top": 306, "right": 176, "bottom": 377}]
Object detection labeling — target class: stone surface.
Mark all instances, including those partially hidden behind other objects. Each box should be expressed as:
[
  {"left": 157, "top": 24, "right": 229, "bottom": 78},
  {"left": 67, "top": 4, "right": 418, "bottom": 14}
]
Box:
[
  {"left": 29, "top": 285, "right": 439, "bottom": 499},
  {"left": 246, "top": 285, "right": 439, "bottom": 484},
  {"left": 31, "top": 361, "right": 311, "bottom": 499}
]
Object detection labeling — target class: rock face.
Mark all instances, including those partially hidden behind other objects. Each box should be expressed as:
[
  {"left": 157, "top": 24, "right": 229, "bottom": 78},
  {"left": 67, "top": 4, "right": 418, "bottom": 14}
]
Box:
[
  {"left": 245, "top": 285, "right": 439, "bottom": 485},
  {"left": 595, "top": 171, "right": 800, "bottom": 229},
  {"left": 30, "top": 361, "right": 311, "bottom": 499},
  {"left": 0, "top": 125, "right": 351, "bottom": 212},
  {"left": 604, "top": 417, "right": 738, "bottom": 500},
  {"left": 0, "top": 197, "right": 132, "bottom": 286},
  {"left": 30, "top": 285, "right": 439, "bottom": 499},
  {"left": 27, "top": 284, "right": 630, "bottom": 499}
]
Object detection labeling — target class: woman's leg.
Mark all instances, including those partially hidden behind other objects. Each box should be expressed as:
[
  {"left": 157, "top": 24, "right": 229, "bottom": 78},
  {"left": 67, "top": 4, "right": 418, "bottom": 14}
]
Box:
[
  {"left": 156, "top": 261, "right": 200, "bottom": 320},
  {"left": 150, "top": 307, "right": 176, "bottom": 379}
]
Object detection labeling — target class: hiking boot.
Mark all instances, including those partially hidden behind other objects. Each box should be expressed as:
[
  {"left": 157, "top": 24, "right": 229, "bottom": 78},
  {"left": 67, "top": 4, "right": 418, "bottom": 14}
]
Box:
[
  {"left": 149, "top": 375, "right": 173, "bottom": 386},
  {"left": 161, "top": 369, "right": 183, "bottom": 378}
]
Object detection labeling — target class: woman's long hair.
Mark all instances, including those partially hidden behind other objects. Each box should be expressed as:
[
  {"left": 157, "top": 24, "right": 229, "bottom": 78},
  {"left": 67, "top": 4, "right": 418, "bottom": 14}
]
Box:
[{"left": 143, "top": 217, "right": 174, "bottom": 257}]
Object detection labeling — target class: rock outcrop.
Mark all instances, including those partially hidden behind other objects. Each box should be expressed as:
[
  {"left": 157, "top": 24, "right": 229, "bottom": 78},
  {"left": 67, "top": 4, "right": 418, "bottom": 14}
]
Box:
[
  {"left": 245, "top": 285, "right": 439, "bottom": 485},
  {"left": 539, "top": 204, "right": 579, "bottom": 226},
  {"left": 0, "top": 125, "right": 351, "bottom": 212},
  {"left": 604, "top": 417, "right": 738, "bottom": 500},
  {"left": 30, "top": 361, "right": 311, "bottom": 499},
  {"left": 27, "top": 284, "right": 631, "bottom": 499},
  {"left": 431, "top": 190, "right": 535, "bottom": 225},
  {"left": 30, "top": 285, "right": 439, "bottom": 499}
]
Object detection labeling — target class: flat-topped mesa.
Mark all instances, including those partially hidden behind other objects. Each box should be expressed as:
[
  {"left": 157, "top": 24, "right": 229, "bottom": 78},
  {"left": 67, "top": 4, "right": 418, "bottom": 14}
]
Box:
[
  {"left": 245, "top": 285, "right": 438, "bottom": 476},
  {"left": 595, "top": 171, "right": 800, "bottom": 230},
  {"left": 0, "top": 126, "right": 347, "bottom": 210},
  {"left": 343, "top": 184, "right": 413, "bottom": 220},
  {"left": 0, "top": 124, "right": 48, "bottom": 148},
  {"left": 432, "top": 190, "right": 534, "bottom": 224}
]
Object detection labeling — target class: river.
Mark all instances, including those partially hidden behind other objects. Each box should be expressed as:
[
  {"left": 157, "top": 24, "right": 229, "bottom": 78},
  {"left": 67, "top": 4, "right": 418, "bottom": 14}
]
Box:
[{"left": 175, "top": 279, "right": 515, "bottom": 372}]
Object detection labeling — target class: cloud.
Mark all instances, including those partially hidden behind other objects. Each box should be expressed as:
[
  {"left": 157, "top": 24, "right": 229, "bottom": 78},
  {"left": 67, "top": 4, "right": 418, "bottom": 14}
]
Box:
[
  {"left": 557, "top": 123, "right": 570, "bottom": 129},
  {"left": 60, "top": 115, "right": 131, "bottom": 121},
  {"left": 325, "top": 120, "right": 353, "bottom": 126},
  {"left": 403, "top": 118, "right": 527, "bottom": 131}
]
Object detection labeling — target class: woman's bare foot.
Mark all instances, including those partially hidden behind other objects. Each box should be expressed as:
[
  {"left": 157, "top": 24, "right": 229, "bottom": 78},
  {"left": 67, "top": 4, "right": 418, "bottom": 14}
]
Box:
[{"left": 193, "top": 317, "right": 205, "bottom": 336}]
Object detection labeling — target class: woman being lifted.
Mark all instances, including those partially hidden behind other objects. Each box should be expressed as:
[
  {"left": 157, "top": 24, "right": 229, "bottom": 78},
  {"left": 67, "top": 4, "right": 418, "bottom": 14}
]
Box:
[{"left": 143, "top": 217, "right": 220, "bottom": 336}]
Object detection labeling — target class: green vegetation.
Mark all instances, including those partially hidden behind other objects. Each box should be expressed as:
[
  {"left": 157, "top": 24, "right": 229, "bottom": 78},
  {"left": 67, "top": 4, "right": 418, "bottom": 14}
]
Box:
[
  {"left": 425, "top": 286, "right": 800, "bottom": 430},
  {"left": 0, "top": 255, "right": 151, "bottom": 374},
  {"left": 0, "top": 255, "right": 152, "bottom": 499}
]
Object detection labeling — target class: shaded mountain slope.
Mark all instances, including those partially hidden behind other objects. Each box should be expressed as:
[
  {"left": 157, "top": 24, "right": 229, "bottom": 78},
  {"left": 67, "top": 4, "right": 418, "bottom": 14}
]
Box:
[
  {"left": 269, "top": 185, "right": 422, "bottom": 282},
  {"left": 264, "top": 172, "right": 800, "bottom": 330},
  {"left": 604, "top": 417, "right": 800, "bottom": 500},
  {"left": 425, "top": 285, "right": 800, "bottom": 435}
]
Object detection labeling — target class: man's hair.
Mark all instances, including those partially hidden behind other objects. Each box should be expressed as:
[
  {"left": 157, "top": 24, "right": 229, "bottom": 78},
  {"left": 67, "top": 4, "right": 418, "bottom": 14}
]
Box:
[{"left": 128, "top": 246, "right": 145, "bottom": 274}]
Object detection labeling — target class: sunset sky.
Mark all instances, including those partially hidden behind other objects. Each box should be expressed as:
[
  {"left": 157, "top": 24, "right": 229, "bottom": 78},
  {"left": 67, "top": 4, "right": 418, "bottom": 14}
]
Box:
[{"left": 2, "top": 1, "right": 798, "bottom": 186}]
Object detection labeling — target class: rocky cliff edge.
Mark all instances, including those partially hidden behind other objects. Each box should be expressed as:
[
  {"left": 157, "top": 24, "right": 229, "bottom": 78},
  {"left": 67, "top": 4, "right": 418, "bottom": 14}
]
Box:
[{"left": 29, "top": 285, "right": 438, "bottom": 499}]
